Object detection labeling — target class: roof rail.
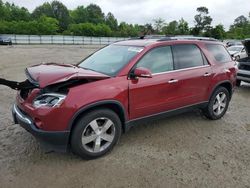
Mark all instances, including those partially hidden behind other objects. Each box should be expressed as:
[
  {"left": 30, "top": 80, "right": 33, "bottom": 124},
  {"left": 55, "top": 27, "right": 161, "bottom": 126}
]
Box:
[
  {"left": 129, "top": 35, "right": 218, "bottom": 42},
  {"left": 128, "top": 35, "right": 166, "bottom": 40},
  {"left": 158, "top": 36, "right": 218, "bottom": 42}
]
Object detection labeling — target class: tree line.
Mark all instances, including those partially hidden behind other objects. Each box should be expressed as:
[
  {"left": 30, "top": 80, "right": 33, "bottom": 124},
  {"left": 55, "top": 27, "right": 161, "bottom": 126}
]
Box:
[{"left": 0, "top": 0, "right": 250, "bottom": 39}]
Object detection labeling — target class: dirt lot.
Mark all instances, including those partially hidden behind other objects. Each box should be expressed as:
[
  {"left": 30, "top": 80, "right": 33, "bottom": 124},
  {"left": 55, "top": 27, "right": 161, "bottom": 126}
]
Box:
[{"left": 0, "top": 45, "right": 250, "bottom": 188}]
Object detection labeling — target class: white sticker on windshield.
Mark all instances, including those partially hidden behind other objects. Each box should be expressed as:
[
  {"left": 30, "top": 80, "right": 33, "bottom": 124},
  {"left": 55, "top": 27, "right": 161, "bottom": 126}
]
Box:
[{"left": 128, "top": 47, "right": 143, "bottom": 53}]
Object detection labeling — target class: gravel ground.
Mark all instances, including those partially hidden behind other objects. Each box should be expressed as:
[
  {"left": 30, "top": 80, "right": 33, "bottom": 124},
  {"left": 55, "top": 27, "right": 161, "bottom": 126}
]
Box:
[{"left": 0, "top": 45, "right": 250, "bottom": 188}]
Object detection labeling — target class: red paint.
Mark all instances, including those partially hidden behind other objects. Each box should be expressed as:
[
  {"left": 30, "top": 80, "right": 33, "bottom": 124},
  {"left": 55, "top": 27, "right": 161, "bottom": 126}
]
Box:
[{"left": 16, "top": 40, "right": 237, "bottom": 132}]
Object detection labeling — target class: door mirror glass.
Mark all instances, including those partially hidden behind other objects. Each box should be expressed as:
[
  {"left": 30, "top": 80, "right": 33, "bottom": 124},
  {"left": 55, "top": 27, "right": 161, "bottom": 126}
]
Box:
[{"left": 133, "top": 67, "right": 152, "bottom": 78}]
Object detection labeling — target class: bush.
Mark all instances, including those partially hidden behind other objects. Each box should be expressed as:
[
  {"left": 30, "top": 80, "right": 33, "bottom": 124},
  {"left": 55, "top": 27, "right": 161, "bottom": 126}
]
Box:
[
  {"left": 0, "top": 16, "right": 59, "bottom": 35},
  {"left": 68, "top": 23, "right": 111, "bottom": 36}
]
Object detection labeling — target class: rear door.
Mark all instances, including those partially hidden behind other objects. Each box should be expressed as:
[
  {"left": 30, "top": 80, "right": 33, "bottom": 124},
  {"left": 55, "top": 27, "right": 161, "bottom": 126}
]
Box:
[{"left": 170, "top": 44, "right": 213, "bottom": 106}]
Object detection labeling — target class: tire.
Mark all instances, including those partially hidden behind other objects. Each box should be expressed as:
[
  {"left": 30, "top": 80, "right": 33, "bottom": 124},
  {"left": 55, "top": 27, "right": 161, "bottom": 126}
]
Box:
[
  {"left": 236, "top": 80, "right": 241, "bottom": 87},
  {"left": 70, "top": 108, "right": 122, "bottom": 159},
  {"left": 203, "top": 87, "right": 230, "bottom": 120}
]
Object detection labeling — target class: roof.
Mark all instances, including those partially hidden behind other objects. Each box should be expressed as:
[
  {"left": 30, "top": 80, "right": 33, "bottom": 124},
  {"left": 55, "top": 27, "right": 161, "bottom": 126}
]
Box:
[
  {"left": 114, "top": 39, "right": 159, "bottom": 47},
  {"left": 114, "top": 36, "right": 219, "bottom": 47}
]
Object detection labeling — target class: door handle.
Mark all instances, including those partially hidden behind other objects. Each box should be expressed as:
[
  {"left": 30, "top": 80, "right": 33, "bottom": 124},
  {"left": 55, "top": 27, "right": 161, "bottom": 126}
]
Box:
[
  {"left": 203, "top": 72, "right": 211, "bottom": 77},
  {"left": 168, "top": 79, "right": 178, "bottom": 84}
]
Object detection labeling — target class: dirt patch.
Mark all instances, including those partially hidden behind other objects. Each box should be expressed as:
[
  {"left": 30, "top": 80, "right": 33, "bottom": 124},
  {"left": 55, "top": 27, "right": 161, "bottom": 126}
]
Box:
[{"left": 0, "top": 45, "right": 250, "bottom": 188}]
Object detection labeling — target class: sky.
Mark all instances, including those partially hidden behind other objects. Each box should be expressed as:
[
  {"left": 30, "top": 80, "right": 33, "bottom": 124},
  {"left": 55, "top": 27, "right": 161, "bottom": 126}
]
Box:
[{"left": 3, "top": 0, "right": 250, "bottom": 30}]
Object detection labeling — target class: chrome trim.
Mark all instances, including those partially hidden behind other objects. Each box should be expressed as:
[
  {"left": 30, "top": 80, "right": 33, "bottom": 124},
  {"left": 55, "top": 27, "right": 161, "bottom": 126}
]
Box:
[
  {"left": 203, "top": 72, "right": 212, "bottom": 77},
  {"left": 152, "top": 65, "right": 211, "bottom": 76},
  {"left": 13, "top": 104, "right": 32, "bottom": 125},
  {"left": 168, "top": 79, "right": 178, "bottom": 83}
]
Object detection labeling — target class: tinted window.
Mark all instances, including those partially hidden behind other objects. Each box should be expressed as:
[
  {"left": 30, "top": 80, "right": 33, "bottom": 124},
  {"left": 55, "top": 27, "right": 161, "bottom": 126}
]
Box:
[
  {"left": 206, "top": 44, "right": 232, "bottom": 63},
  {"left": 172, "top": 44, "right": 204, "bottom": 69},
  {"left": 136, "top": 46, "right": 173, "bottom": 74}
]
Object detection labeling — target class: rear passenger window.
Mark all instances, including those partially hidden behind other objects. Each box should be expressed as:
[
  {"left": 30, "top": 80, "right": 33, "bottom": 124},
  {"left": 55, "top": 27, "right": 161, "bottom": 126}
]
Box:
[
  {"left": 136, "top": 46, "right": 174, "bottom": 74},
  {"left": 206, "top": 44, "right": 232, "bottom": 63},
  {"left": 172, "top": 44, "right": 204, "bottom": 69}
]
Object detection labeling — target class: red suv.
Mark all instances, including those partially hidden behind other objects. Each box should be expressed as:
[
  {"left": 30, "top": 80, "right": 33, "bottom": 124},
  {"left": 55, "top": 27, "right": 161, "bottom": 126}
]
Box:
[{"left": 11, "top": 36, "right": 237, "bottom": 159}]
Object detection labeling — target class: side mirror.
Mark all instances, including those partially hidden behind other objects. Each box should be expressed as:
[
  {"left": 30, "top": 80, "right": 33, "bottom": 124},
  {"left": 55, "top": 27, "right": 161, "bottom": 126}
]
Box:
[{"left": 132, "top": 67, "right": 152, "bottom": 78}]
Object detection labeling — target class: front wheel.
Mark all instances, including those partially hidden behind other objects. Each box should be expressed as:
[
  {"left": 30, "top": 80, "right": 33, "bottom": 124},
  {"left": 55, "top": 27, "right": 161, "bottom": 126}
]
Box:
[
  {"left": 203, "top": 87, "right": 230, "bottom": 120},
  {"left": 70, "top": 109, "right": 122, "bottom": 159}
]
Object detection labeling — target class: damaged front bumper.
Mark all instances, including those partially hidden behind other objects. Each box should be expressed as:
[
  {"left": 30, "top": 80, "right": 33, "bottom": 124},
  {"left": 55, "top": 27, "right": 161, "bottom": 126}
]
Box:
[{"left": 12, "top": 104, "right": 70, "bottom": 152}]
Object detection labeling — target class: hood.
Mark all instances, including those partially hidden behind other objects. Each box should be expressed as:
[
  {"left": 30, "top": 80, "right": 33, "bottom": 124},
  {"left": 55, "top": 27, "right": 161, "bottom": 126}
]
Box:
[
  {"left": 26, "top": 63, "right": 110, "bottom": 88},
  {"left": 242, "top": 39, "right": 250, "bottom": 56}
]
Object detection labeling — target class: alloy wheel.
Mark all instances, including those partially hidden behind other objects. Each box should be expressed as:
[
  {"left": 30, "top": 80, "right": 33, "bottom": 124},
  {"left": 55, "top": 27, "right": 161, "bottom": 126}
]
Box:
[
  {"left": 213, "top": 92, "right": 227, "bottom": 116},
  {"left": 81, "top": 117, "right": 115, "bottom": 153}
]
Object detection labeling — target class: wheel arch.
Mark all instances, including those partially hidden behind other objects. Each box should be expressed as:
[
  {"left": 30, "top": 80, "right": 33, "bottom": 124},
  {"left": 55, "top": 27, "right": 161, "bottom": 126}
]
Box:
[
  {"left": 209, "top": 81, "right": 233, "bottom": 100},
  {"left": 67, "top": 100, "right": 128, "bottom": 134}
]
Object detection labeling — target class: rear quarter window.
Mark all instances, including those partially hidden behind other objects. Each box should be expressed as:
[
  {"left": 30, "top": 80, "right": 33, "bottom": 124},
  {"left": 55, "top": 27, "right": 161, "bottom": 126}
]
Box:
[{"left": 206, "top": 44, "right": 232, "bottom": 63}]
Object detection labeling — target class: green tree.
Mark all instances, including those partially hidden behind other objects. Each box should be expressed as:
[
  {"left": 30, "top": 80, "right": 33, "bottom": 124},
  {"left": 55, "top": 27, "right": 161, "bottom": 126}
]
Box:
[
  {"left": 0, "top": 1, "right": 30, "bottom": 21},
  {"left": 233, "top": 15, "right": 248, "bottom": 27},
  {"left": 105, "top": 12, "right": 118, "bottom": 31},
  {"left": 37, "top": 15, "right": 59, "bottom": 34},
  {"left": 178, "top": 18, "right": 190, "bottom": 35},
  {"left": 193, "top": 6, "right": 212, "bottom": 35},
  {"left": 32, "top": 1, "right": 70, "bottom": 31},
  {"left": 32, "top": 2, "right": 54, "bottom": 18},
  {"left": 210, "top": 24, "right": 226, "bottom": 39},
  {"left": 163, "top": 21, "right": 178, "bottom": 35},
  {"left": 70, "top": 6, "right": 87, "bottom": 24},
  {"left": 51, "top": 1, "right": 70, "bottom": 31},
  {"left": 227, "top": 14, "right": 250, "bottom": 39},
  {"left": 139, "top": 23, "right": 154, "bottom": 36},
  {"left": 96, "top": 23, "right": 112, "bottom": 36},
  {"left": 153, "top": 18, "right": 166, "bottom": 33},
  {"left": 86, "top": 4, "right": 105, "bottom": 24}
]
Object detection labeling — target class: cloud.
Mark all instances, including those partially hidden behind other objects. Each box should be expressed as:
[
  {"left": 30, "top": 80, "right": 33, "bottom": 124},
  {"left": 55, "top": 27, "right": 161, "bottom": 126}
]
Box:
[{"left": 3, "top": 0, "right": 250, "bottom": 30}]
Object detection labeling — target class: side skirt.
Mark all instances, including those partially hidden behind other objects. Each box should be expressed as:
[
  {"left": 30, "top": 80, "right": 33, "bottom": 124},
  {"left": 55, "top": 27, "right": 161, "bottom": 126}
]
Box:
[{"left": 124, "top": 102, "right": 208, "bottom": 132}]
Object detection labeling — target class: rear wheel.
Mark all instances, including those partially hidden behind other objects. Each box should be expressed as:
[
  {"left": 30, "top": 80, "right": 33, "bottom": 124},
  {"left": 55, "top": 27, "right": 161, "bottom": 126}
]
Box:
[
  {"left": 203, "top": 87, "right": 230, "bottom": 120},
  {"left": 70, "top": 109, "right": 122, "bottom": 159}
]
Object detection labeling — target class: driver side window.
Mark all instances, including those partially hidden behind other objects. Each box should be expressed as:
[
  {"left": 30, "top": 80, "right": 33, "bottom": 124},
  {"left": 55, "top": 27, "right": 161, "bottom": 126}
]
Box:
[{"left": 136, "top": 46, "right": 174, "bottom": 74}]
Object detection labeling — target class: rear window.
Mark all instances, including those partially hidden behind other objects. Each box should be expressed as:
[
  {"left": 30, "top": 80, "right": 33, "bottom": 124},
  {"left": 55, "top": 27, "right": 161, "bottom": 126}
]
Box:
[
  {"left": 206, "top": 44, "right": 232, "bottom": 63},
  {"left": 172, "top": 44, "right": 204, "bottom": 69}
]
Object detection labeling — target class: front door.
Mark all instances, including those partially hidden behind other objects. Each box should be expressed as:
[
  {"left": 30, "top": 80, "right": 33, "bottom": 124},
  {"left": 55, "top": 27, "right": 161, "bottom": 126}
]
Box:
[{"left": 129, "top": 46, "right": 181, "bottom": 119}]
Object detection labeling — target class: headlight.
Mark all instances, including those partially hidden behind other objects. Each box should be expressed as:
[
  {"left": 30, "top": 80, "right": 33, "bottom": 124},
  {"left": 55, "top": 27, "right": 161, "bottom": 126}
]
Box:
[{"left": 33, "top": 93, "right": 66, "bottom": 108}]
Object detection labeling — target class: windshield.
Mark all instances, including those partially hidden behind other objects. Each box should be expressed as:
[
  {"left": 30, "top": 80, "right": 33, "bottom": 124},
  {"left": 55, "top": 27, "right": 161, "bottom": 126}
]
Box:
[
  {"left": 228, "top": 46, "right": 243, "bottom": 52},
  {"left": 78, "top": 45, "right": 144, "bottom": 76}
]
